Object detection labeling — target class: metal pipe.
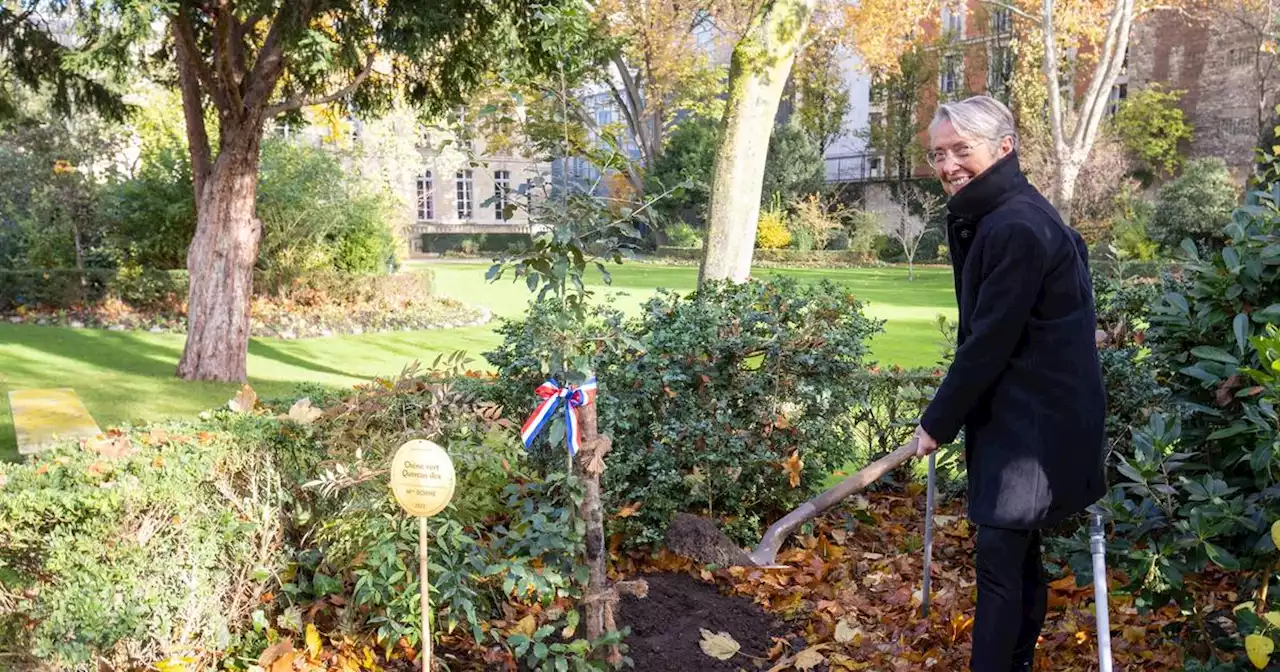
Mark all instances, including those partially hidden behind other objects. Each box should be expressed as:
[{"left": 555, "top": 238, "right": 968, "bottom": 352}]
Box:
[
  {"left": 1090, "top": 513, "right": 1113, "bottom": 672},
  {"left": 921, "top": 453, "right": 936, "bottom": 618}
]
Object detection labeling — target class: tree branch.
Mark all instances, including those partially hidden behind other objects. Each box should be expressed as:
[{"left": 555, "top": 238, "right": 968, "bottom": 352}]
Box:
[
  {"left": 1041, "top": 0, "right": 1068, "bottom": 164},
  {"left": 1073, "top": 0, "right": 1134, "bottom": 154},
  {"left": 242, "top": 0, "right": 312, "bottom": 114},
  {"left": 173, "top": 5, "right": 232, "bottom": 114},
  {"left": 213, "top": 0, "right": 244, "bottom": 114},
  {"left": 264, "top": 50, "right": 376, "bottom": 118},
  {"left": 173, "top": 19, "right": 213, "bottom": 209},
  {"left": 977, "top": 0, "right": 1039, "bottom": 23}
]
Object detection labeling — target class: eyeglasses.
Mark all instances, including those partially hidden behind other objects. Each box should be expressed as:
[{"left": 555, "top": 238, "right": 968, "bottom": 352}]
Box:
[{"left": 926, "top": 141, "right": 987, "bottom": 167}]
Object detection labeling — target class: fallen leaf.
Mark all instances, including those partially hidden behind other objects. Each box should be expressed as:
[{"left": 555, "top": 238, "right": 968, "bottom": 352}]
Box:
[
  {"left": 229, "top": 384, "right": 258, "bottom": 413},
  {"left": 258, "top": 641, "right": 295, "bottom": 667},
  {"left": 85, "top": 433, "right": 135, "bottom": 459},
  {"left": 616, "top": 502, "right": 642, "bottom": 518},
  {"left": 1247, "top": 633, "right": 1274, "bottom": 669},
  {"left": 795, "top": 646, "right": 827, "bottom": 670},
  {"left": 270, "top": 651, "right": 298, "bottom": 672},
  {"left": 305, "top": 623, "right": 322, "bottom": 660},
  {"left": 512, "top": 614, "right": 536, "bottom": 638},
  {"left": 698, "top": 628, "right": 740, "bottom": 660},
  {"left": 154, "top": 656, "right": 196, "bottom": 672},
  {"left": 287, "top": 398, "right": 324, "bottom": 425},
  {"left": 783, "top": 450, "right": 804, "bottom": 488},
  {"left": 834, "top": 618, "right": 856, "bottom": 644}
]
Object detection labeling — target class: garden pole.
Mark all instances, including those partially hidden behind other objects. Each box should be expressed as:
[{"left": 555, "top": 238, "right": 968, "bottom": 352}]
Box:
[
  {"left": 921, "top": 453, "right": 936, "bottom": 618},
  {"left": 1090, "top": 513, "right": 1113, "bottom": 672},
  {"left": 420, "top": 516, "right": 432, "bottom": 672}
]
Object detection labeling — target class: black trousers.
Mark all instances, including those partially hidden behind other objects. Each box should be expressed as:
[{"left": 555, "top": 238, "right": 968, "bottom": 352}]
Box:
[{"left": 971, "top": 526, "right": 1047, "bottom": 672}]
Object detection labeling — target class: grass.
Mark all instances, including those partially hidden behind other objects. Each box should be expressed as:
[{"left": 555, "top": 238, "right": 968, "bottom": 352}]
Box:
[{"left": 0, "top": 261, "right": 955, "bottom": 462}]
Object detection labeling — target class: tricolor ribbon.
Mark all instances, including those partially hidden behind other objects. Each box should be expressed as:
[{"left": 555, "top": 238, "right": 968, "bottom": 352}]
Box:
[{"left": 520, "top": 378, "right": 598, "bottom": 457}]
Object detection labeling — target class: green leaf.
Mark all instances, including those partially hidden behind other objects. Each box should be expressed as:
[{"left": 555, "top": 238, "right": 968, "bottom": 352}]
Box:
[
  {"left": 1224, "top": 246, "right": 1241, "bottom": 270},
  {"left": 1116, "top": 462, "right": 1146, "bottom": 484},
  {"left": 1205, "top": 542, "right": 1241, "bottom": 570},
  {"left": 1165, "top": 292, "right": 1190, "bottom": 314},
  {"left": 1207, "top": 424, "right": 1252, "bottom": 440},
  {"left": 534, "top": 642, "right": 548, "bottom": 659},
  {"left": 1191, "top": 346, "right": 1239, "bottom": 365},
  {"left": 1237, "top": 313, "right": 1252, "bottom": 354},
  {"left": 1180, "top": 238, "right": 1199, "bottom": 260}
]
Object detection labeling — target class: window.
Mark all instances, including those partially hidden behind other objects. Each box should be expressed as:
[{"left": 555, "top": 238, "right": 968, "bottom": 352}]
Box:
[
  {"left": 494, "top": 170, "right": 511, "bottom": 221},
  {"left": 940, "top": 55, "right": 963, "bottom": 94},
  {"left": 1228, "top": 48, "right": 1252, "bottom": 67},
  {"left": 596, "top": 108, "right": 613, "bottom": 126},
  {"left": 988, "top": 46, "right": 1013, "bottom": 93},
  {"left": 455, "top": 170, "right": 473, "bottom": 219},
  {"left": 416, "top": 171, "right": 434, "bottom": 221},
  {"left": 990, "top": 7, "right": 1012, "bottom": 34},
  {"left": 1223, "top": 117, "right": 1254, "bottom": 136},
  {"left": 1106, "top": 83, "right": 1128, "bottom": 116},
  {"left": 942, "top": 5, "right": 964, "bottom": 37}
]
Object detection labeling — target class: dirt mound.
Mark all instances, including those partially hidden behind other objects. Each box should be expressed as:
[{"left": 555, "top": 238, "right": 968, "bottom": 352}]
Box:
[{"left": 620, "top": 572, "right": 788, "bottom": 671}]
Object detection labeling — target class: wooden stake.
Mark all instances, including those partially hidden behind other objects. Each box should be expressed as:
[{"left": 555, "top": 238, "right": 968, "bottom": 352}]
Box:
[{"left": 420, "top": 516, "right": 431, "bottom": 672}]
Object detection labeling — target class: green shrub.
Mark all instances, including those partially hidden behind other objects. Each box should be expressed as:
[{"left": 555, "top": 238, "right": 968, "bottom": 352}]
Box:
[
  {"left": 1151, "top": 157, "right": 1239, "bottom": 252},
  {"left": 0, "top": 426, "right": 286, "bottom": 669},
  {"left": 256, "top": 139, "right": 398, "bottom": 284},
  {"left": 663, "top": 221, "right": 703, "bottom": 249},
  {"left": 1112, "top": 85, "right": 1194, "bottom": 177},
  {"left": 762, "top": 122, "right": 824, "bottom": 205},
  {"left": 487, "top": 278, "right": 883, "bottom": 547},
  {"left": 1084, "top": 180, "right": 1280, "bottom": 667},
  {"left": 103, "top": 148, "right": 197, "bottom": 270}
]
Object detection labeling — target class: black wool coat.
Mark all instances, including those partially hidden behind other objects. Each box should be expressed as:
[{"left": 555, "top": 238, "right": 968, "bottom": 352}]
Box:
[{"left": 919, "top": 152, "right": 1107, "bottom": 530}]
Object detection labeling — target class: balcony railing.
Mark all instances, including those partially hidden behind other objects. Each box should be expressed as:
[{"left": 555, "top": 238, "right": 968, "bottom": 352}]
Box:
[{"left": 825, "top": 153, "right": 887, "bottom": 183}]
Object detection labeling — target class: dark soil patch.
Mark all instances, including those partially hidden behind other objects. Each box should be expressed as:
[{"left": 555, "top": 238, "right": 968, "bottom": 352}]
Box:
[{"left": 620, "top": 572, "right": 789, "bottom": 671}]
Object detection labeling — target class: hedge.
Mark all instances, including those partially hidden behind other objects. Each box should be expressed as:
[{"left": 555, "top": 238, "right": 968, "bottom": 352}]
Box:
[
  {"left": 420, "top": 233, "right": 530, "bottom": 255},
  {"left": 652, "top": 247, "right": 884, "bottom": 267},
  {"left": 0, "top": 268, "right": 188, "bottom": 311}
]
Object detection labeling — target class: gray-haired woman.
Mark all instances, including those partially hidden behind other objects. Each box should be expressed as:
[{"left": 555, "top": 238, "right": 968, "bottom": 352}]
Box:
[{"left": 912, "top": 95, "right": 1107, "bottom": 672}]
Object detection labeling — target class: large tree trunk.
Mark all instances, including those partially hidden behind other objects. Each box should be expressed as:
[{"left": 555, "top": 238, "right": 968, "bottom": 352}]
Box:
[
  {"left": 699, "top": 0, "right": 817, "bottom": 285},
  {"left": 177, "top": 130, "right": 264, "bottom": 382}
]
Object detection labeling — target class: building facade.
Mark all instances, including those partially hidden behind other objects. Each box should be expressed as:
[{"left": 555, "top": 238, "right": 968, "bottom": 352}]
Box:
[{"left": 1127, "top": 5, "right": 1278, "bottom": 179}]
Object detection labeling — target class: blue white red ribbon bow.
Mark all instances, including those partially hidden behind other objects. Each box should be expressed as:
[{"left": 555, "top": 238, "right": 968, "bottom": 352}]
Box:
[{"left": 520, "top": 378, "right": 598, "bottom": 456}]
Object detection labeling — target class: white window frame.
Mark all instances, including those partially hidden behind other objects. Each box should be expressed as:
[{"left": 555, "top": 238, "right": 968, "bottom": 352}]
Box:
[
  {"left": 494, "top": 169, "right": 511, "bottom": 221},
  {"left": 940, "top": 54, "right": 963, "bottom": 95},
  {"left": 416, "top": 171, "right": 434, "bottom": 221},
  {"left": 456, "top": 170, "right": 474, "bottom": 219}
]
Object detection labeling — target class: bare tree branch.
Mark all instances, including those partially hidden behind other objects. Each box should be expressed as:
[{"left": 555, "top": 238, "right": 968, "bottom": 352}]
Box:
[
  {"left": 265, "top": 50, "right": 377, "bottom": 118},
  {"left": 242, "top": 0, "right": 314, "bottom": 114}
]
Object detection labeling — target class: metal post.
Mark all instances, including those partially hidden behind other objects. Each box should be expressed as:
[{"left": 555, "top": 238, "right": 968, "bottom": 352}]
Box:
[
  {"left": 1090, "top": 513, "right": 1113, "bottom": 672},
  {"left": 420, "top": 516, "right": 431, "bottom": 672},
  {"left": 921, "top": 453, "right": 937, "bottom": 618}
]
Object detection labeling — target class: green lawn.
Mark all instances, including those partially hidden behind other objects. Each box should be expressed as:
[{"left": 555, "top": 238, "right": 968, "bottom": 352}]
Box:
[{"left": 1, "top": 262, "right": 954, "bottom": 462}]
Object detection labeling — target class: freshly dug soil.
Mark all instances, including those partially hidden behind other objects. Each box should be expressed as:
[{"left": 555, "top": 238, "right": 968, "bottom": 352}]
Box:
[{"left": 620, "top": 572, "right": 788, "bottom": 671}]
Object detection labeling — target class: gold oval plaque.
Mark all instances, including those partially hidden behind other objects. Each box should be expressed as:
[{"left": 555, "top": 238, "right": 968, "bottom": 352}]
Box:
[{"left": 389, "top": 439, "right": 457, "bottom": 517}]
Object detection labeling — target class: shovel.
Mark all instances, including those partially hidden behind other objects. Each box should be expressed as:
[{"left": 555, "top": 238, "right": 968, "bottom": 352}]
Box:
[{"left": 745, "top": 439, "right": 921, "bottom": 566}]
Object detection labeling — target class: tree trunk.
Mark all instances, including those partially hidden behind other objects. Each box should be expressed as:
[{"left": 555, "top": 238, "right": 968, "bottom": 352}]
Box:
[
  {"left": 177, "top": 130, "right": 264, "bottom": 382},
  {"left": 1053, "top": 155, "right": 1081, "bottom": 224},
  {"left": 699, "top": 0, "right": 818, "bottom": 285}
]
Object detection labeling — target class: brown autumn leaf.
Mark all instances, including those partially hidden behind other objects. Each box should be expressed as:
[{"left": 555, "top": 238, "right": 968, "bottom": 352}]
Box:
[
  {"left": 228, "top": 384, "right": 258, "bottom": 413},
  {"left": 794, "top": 646, "right": 828, "bottom": 670},
  {"left": 258, "top": 640, "right": 295, "bottom": 666},
  {"left": 141, "top": 427, "right": 170, "bottom": 445},
  {"left": 85, "top": 432, "right": 135, "bottom": 460},
  {"left": 615, "top": 502, "right": 642, "bottom": 518},
  {"left": 286, "top": 398, "right": 324, "bottom": 425},
  {"left": 782, "top": 450, "right": 804, "bottom": 488},
  {"left": 270, "top": 651, "right": 299, "bottom": 672}
]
